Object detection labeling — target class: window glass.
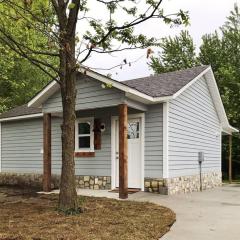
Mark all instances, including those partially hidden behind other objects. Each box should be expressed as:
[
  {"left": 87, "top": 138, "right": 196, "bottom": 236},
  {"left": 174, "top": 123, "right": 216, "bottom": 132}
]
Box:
[
  {"left": 76, "top": 118, "right": 94, "bottom": 151},
  {"left": 78, "top": 122, "right": 90, "bottom": 134},
  {"left": 79, "top": 136, "right": 90, "bottom": 148},
  {"left": 128, "top": 121, "right": 140, "bottom": 139}
]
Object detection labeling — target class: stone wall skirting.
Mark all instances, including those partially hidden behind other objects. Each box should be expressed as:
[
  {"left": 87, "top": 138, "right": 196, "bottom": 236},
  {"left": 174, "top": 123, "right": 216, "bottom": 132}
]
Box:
[
  {"left": 0, "top": 172, "right": 221, "bottom": 194},
  {"left": 165, "top": 171, "right": 222, "bottom": 195},
  {"left": 144, "top": 178, "right": 167, "bottom": 194},
  {"left": 144, "top": 171, "right": 222, "bottom": 195},
  {"left": 0, "top": 173, "right": 111, "bottom": 190},
  {"left": 76, "top": 175, "right": 111, "bottom": 190}
]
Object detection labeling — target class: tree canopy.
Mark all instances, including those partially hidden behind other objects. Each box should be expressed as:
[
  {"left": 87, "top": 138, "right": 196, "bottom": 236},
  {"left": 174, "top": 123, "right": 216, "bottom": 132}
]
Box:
[{"left": 0, "top": 0, "right": 57, "bottom": 112}]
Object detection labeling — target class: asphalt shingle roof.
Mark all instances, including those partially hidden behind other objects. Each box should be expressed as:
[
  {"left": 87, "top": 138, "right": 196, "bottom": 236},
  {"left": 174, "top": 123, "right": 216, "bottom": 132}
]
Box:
[
  {"left": 0, "top": 65, "right": 209, "bottom": 119},
  {"left": 0, "top": 104, "right": 41, "bottom": 119},
  {"left": 122, "top": 65, "right": 209, "bottom": 97}
]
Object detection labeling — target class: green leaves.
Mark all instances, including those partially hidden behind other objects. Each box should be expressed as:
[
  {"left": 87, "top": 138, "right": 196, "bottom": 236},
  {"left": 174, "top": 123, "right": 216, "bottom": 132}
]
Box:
[
  {"left": 0, "top": 0, "right": 57, "bottom": 112},
  {"left": 68, "top": 3, "right": 76, "bottom": 9},
  {"left": 149, "top": 30, "right": 198, "bottom": 74}
]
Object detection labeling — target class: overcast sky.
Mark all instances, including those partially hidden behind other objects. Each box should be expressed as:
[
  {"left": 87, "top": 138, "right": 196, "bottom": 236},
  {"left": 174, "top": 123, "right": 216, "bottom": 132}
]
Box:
[{"left": 82, "top": 0, "right": 239, "bottom": 81}]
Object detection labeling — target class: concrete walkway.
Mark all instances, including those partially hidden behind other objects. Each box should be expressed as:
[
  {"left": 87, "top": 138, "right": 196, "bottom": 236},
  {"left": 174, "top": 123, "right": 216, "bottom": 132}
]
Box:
[{"left": 71, "top": 184, "right": 240, "bottom": 240}]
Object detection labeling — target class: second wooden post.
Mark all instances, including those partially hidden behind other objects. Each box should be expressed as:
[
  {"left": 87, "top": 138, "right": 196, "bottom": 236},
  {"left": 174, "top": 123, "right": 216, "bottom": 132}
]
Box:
[
  {"left": 119, "top": 104, "right": 128, "bottom": 199},
  {"left": 43, "top": 113, "right": 52, "bottom": 192}
]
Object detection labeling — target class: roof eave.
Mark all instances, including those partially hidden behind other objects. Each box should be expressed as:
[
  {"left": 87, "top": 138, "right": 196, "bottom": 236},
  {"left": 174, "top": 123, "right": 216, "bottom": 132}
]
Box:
[
  {"left": 0, "top": 113, "right": 43, "bottom": 122},
  {"left": 28, "top": 80, "right": 59, "bottom": 108},
  {"left": 222, "top": 125, "right": 239, "bottom": 135},
  {"left": 28, "top": 67, "right": 173, "bottom": 108}
]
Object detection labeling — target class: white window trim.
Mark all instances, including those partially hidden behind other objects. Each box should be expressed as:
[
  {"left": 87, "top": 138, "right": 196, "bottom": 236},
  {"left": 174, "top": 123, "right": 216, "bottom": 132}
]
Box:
[{"left": 75, "top": 117, "right": 94, "bottom": 152}]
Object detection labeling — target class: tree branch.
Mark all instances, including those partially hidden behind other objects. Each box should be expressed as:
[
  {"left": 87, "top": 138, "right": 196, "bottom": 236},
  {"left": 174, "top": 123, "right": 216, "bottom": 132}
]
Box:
[
  {"left": 80, "top": 0, "right": 163, "bottom": 64},
  {"left": 0, "top": 28, "right": 59, "bottom": 74},
  {"left": 0, "top": 36, "right": 60, "bottom": 85},
  {"left": 97, "top": 0, "right": 163, "bottom": 46}
]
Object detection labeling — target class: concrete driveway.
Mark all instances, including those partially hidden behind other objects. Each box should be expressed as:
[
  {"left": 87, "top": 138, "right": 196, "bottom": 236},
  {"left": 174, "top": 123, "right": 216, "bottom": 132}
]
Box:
[
  {"left": 75, "top": 184, "right": 240, "bottom": 240},
  {"left": 131, "top": 184, "right": 240, "bottom": 240}
]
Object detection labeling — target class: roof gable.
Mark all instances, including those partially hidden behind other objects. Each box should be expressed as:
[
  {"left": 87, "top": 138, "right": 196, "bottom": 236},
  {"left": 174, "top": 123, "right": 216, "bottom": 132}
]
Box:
[{"left": 28, "top": 65, "right": 210, "bottom": 108}]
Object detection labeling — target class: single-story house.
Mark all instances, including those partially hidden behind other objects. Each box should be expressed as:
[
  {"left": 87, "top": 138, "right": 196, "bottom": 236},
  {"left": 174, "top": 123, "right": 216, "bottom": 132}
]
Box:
[{"left": 0, "top": 65, "right": 238, "bottom": 195}]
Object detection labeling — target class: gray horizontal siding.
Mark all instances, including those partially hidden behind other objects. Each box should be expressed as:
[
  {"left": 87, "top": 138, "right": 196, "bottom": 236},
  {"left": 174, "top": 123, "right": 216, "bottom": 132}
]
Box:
[
  {"left": 1, "top": 118, "right": 43, "bottom": 173},
  {"left": 43, "top": 75, "right": 125, "bottom": 113},
  {"left": 51, "top": 109, "right": 112, "bottom": 176},
  {"left": 145, "top": 104, "right": 163, "bottom": 178},
  {"left": 1, "top": 104, "right": 164, "bottom": 179},
  {"left": 1, "top": 112, "right": 112, "bottom": 176},
  {"left": 168, "top": 77, "right": 221, "bottom": 178}
]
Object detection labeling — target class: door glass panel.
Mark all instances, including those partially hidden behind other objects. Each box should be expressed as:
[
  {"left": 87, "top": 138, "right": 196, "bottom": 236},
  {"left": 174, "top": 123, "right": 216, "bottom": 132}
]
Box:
[{"left": 128, "top": 121, "right": 140, "bottom": 139}]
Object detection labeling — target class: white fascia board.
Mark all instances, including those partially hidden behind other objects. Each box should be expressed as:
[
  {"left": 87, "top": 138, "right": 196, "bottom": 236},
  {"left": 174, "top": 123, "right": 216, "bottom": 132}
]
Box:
[
  {"left": 80, "top": 68, "right": 156, "bottom": 101},
  {"left": 205, "top": 69, "right": 238, "bottom": 134},
  {"left": 80, "top": 68, "right": 174, "bottom": 103},
  {"left": 229, "top": 126, "right": 239, "bottom": 133},
  {"left": 162, "top": 101, "right": 169, "bottom": 178},
  {"left": 28, "top": 80, "right": 59, "bottom": 108},
  {"left": 0, "top": 113, "right": 43, "bottom": 122},
  {"left": 172, "top": 66, "right": 211, "bottom": 99},
  {"left": 171, "top": 66, "right": 238, "bottom": 135},
  {"left": 222, "top": 126, "right": 239, "bottom": 135},
  {"left": 27, "top": 66, "right": 216, "bottom": 109},
  {"left": 27, "top": 66, "right": 175, "bottom": 108}
]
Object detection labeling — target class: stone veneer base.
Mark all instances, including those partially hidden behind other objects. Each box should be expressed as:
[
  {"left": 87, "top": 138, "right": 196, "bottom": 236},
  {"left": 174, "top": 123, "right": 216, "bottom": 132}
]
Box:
[
  {"left": 0, "top": 173, "right": 111, "bottom": 190},
  {"left": 0, "top": 172, "right": 221, "bottom": 195},
  {"left": 144, "top": 171, "right": 222, "bottom": 195}
]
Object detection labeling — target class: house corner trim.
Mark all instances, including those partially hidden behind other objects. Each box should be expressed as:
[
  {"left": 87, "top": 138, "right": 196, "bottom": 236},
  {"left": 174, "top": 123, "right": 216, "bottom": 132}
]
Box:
[{"left": 163, "top": 102, "right": 169, "bottom": 178}]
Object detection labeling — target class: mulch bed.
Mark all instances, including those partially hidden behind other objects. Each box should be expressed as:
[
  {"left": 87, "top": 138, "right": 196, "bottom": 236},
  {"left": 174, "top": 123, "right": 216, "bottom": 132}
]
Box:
[{"left": 0, "top": 186, "right": 175, "bottom": 240}]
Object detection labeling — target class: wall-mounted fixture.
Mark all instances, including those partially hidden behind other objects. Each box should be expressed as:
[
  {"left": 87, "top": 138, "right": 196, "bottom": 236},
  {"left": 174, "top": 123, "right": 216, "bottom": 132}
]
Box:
[
  {"left": 100, "top": 123, "right": 106, "bottom": 132},
  {"left": 198, "top": 152, "right": 205, "bottom": 191}
]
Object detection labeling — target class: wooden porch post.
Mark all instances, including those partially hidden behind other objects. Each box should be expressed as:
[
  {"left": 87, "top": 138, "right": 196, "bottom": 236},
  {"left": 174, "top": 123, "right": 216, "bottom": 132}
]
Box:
[
  {"left": 119, "top": 104, "right": 128, "bottom": 199},
  {"left": 43, "top": 113, "right": 52, "bottom": 192},
  {"left": 229, "top": 134, "right": 232, "bottom": 184}
]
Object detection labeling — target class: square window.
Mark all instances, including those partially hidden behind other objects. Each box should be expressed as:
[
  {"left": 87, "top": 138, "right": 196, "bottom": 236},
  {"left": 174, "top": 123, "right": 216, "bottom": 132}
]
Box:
[
  {"left": 79, "top": 136, "right": 90, "bottom": 148},
  {"left": 78, "top": 122, "right": 90, "bottom": 134},
  {"left": 75, "top": 117, "right": 94, "bottom": 152}
]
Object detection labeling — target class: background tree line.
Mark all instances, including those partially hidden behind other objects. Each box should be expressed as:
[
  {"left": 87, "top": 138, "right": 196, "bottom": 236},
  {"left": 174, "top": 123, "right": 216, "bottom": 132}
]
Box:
[{"left": 149, "top": 4, "right": 240, "bottom": 180}]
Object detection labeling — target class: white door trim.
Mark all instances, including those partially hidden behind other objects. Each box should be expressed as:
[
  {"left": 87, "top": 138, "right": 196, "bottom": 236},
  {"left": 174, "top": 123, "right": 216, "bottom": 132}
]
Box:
[{"left": 111, "top": 113, "right": 145, "bottom": 191}]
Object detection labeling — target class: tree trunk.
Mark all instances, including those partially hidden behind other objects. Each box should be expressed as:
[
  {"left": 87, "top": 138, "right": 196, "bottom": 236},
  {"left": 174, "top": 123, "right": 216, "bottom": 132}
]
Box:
[{"left": 58, "top": 33, "right": 78, "bottom": 210}]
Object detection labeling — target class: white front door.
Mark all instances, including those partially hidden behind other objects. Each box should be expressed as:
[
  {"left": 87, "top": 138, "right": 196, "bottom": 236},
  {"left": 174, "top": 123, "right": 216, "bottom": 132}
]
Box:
[{"left": 115, "top": 117, "right": 142, "bottom": 189}]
